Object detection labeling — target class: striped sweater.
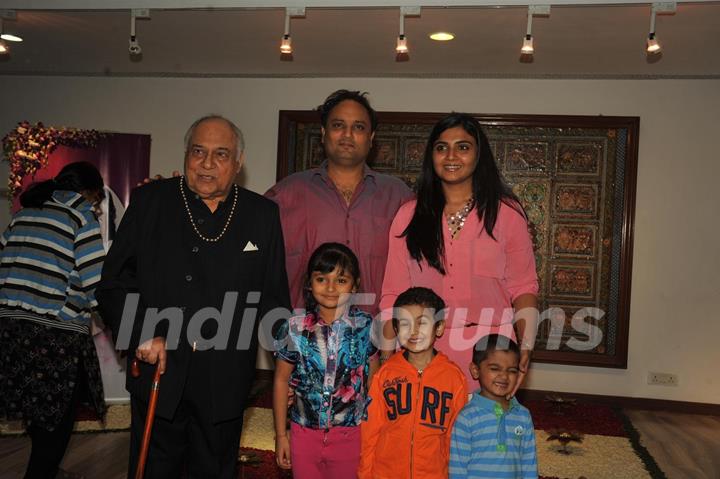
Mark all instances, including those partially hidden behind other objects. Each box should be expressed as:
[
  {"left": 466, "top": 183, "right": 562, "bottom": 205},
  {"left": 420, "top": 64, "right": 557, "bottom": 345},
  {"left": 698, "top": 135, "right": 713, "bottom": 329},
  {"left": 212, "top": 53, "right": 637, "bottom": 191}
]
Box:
[
  {"left": 450, "top": 392, "right": 538, "bottom": 479},
  {"left": 0, "top": 190, "right": 105, "bottom": 333}
]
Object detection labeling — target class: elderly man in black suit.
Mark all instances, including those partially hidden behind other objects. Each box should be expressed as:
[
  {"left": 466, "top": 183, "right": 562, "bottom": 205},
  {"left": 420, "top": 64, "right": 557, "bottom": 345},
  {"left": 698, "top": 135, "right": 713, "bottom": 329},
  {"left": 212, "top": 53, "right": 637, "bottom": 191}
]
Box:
[{"left": 97, "top": 115, "right": 290, "bottom": 478}]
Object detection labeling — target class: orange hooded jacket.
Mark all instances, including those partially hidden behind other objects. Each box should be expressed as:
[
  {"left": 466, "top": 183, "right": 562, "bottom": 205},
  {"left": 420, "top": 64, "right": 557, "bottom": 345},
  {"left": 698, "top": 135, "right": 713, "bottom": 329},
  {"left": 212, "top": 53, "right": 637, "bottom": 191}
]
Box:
[{"left": 359, "top": 350, "right": 468, "bottom": 479}]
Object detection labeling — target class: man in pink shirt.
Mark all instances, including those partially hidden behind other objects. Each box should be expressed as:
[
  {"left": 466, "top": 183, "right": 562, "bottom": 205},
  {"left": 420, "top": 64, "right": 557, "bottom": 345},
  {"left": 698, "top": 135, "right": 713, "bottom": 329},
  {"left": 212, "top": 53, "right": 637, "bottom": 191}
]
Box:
[{"left": 266, "top": 90, "right": 413, "bottom": 315}]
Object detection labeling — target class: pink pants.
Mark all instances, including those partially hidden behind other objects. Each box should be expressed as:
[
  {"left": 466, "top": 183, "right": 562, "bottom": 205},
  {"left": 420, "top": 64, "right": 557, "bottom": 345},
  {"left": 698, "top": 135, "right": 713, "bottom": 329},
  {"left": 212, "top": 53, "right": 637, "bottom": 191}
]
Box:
[{"left": 289, "top": 422, "right": 360, "bottom": 479}]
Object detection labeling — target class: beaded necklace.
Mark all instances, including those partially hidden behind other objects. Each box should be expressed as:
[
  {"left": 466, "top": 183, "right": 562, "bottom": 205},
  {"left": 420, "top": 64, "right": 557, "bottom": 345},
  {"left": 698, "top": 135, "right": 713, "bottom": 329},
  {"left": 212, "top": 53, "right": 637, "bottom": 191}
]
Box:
[
  {"left": 446, "top": 197, "right": 475, "bottom": 239},
  {"left": 179, "top": 176, "right": 238, "bottom": 243}
]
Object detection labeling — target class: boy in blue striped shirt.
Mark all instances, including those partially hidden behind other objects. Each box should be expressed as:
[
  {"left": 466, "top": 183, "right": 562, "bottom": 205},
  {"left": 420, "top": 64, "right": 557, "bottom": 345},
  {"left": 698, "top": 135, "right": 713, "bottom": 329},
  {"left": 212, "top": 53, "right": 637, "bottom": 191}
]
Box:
[{"left": 449, "top": 334, "right": 538, "bottom": 478}]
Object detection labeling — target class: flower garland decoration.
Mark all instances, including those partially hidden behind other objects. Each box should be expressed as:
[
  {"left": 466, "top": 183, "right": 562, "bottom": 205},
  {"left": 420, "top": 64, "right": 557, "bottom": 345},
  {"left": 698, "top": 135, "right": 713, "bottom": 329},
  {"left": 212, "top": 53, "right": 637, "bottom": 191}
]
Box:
[{"left": 2, "top": 121, "right": 105, "bottom": 199}]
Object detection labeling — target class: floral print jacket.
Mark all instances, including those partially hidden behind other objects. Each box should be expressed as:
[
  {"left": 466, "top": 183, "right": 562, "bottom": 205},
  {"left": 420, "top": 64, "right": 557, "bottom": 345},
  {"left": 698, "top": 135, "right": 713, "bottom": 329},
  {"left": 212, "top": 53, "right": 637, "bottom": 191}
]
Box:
[{"left": 274, "top": 306, "right": 378, "bottom": 429}]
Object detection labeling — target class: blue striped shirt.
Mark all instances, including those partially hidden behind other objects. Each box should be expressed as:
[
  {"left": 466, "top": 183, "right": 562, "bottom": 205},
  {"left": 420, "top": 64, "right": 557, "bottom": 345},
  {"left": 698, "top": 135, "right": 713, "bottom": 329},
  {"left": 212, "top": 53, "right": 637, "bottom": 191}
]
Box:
[
  {"left": 0, "top": 190, "right": 105, "bottom": 333},
  {"left": 450, "top": 391, "right": 538, "bottom": 479}
]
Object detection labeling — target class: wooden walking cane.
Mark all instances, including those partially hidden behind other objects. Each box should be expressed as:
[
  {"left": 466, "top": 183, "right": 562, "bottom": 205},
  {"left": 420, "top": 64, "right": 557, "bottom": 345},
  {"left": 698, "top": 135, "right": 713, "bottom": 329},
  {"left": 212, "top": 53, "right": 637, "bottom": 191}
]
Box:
[{"left": 130, "top": 358, "right": 162, "bottom": 479}]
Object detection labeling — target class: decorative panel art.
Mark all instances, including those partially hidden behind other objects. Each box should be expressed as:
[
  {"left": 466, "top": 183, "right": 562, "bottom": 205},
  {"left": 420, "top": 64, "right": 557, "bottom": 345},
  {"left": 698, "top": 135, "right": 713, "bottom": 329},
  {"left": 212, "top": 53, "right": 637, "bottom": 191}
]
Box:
[{"left": 277, "top": 112, "right": 639, "bottom": 368}]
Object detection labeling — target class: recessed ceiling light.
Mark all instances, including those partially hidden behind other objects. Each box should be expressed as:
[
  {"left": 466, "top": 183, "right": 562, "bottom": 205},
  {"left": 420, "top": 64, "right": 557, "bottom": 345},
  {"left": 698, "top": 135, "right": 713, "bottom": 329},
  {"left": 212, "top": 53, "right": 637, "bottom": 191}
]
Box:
[
  {"left": 1, "top": 34, "right": 22, "bottom": 42},
  {"left": 430, "top": 32, "right": 454, "bottom": 41}
]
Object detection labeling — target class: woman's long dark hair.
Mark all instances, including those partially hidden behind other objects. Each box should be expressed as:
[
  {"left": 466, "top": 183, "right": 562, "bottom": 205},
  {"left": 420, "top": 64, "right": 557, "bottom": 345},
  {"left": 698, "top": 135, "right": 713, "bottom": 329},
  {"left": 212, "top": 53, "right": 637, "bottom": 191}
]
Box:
[
  {"left": 303, "top": 242, "right": 361, "bottom": 312},
  {"left": 402, "top": 113, "right": 523, "bottom": 274},
  {"left": 20, "top": 161, "right": 104, "bottom": 209}
]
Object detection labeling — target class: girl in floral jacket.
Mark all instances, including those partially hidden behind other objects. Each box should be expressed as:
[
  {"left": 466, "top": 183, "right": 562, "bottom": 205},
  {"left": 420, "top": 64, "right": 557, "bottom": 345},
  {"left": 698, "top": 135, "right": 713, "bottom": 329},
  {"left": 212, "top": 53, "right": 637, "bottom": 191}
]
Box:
[{"left": 273, "top": 242, "right": 379, "bottom": 478}]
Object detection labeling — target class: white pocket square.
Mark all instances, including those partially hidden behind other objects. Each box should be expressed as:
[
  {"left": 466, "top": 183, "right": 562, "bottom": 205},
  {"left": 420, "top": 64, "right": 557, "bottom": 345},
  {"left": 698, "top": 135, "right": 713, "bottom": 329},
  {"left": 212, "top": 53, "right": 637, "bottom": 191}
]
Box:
[{"left": 243, "top": 241, "right": 259, "bottom": 252}]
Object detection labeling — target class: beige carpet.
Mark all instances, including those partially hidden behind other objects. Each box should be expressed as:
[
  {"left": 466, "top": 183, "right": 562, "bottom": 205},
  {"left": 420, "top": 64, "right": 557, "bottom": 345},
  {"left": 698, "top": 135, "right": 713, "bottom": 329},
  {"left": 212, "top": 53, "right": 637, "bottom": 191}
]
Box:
[{"left": 536, "top": 430, "right": 652, "bottom": 478}]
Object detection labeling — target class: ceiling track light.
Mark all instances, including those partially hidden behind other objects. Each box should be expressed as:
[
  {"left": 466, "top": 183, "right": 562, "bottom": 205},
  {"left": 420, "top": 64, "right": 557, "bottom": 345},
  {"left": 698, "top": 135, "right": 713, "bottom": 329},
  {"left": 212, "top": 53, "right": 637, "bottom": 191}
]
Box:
[
  {"left": 647, "top": 6, "right": 659, "bottom": 53},
  {"left": 396, "top": 16, "right": 408, "bottom": 54},
  {"left": 280, "top": 7, "right": 305, "bottom": 56},
  {"left": 521, "top": 10, "right": 534, "bottom": 55},
  {"left": 396, "top": 6, "right": 420, "bottom": 60},
  {"left": 281, "top": 12, "right": 291, "bottom": 54},
  {"left": 647, "top": 2, "right": 676, "bottom": 55},
  {"left": 521, "top": 5, "right": 550, "bottom": 57},
  {"left": 128, "top": 9, "right": 149, "bottom": 56}
]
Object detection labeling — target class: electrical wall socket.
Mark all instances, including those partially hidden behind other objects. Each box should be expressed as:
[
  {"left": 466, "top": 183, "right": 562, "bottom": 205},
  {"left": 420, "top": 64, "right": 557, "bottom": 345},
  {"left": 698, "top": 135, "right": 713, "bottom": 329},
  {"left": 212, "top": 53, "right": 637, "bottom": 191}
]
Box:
[{"left": 648, "top": 372, "right": 678, "bottom": 386}]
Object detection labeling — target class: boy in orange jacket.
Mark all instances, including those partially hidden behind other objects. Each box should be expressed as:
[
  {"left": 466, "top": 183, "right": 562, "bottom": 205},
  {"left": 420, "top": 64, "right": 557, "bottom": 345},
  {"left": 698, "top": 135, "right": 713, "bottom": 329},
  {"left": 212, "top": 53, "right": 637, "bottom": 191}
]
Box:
[{"left": 359, "top": 287, "right": 468, "bottom": 479}]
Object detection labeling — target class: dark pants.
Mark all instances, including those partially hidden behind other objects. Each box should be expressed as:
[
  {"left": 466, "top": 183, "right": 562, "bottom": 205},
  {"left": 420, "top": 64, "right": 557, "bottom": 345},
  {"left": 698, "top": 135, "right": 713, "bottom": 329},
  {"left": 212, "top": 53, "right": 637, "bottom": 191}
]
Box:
[
  {"left": 128, "top": 353, "right": 244, "bottom": 479},
  {"left": 24, "top": 367, "right": 81, "bottom": 479}
]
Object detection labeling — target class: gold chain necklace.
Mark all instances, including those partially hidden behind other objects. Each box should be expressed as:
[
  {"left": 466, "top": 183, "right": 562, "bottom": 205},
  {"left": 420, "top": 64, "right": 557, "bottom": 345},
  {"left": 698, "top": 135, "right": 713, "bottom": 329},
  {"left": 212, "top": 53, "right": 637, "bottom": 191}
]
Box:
[
  {"left": 179, "top": 177, "right": 238, "bottom": 243},
  {"left": 446, "top": 197, "right": 474, "bottom": 239}
]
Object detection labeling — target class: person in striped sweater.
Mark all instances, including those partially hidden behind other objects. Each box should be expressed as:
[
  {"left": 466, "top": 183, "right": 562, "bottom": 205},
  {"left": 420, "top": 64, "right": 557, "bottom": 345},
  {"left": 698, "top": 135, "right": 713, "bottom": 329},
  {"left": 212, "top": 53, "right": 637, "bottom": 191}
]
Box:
[
  {"left": 449, "top": 335, "right": 538, "bottom": 479},
  {"left": 0, "top": 161, "right": 107, "bottom": 479}
]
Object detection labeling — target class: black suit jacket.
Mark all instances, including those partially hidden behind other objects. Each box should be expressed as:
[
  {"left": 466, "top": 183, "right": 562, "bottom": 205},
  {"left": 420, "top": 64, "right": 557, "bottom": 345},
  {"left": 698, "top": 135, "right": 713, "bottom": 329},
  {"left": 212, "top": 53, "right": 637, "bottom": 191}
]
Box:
[{"left": 96, "top": 177, "right": 290, "bottom": 422}]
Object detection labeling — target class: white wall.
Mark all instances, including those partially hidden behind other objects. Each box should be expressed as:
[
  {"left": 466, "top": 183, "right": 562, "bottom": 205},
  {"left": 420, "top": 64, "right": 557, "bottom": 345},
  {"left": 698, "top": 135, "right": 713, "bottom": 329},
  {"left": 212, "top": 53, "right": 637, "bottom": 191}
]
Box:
[{"left": 1, "top": 76, "right": 718, "bottom": 404}]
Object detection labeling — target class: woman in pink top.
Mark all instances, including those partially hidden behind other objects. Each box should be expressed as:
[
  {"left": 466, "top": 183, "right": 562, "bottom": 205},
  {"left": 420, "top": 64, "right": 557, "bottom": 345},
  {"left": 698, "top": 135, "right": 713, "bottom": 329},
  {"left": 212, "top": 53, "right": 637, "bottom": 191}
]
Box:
[{"left": 380, "top": 113, "right": 538, "bottom": 394}]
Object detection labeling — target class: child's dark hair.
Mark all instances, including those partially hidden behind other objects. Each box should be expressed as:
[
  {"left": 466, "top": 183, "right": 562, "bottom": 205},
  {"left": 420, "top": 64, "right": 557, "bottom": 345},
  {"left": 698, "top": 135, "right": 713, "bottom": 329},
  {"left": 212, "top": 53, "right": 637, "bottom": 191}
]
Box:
[
  {"left": 472, "top": 334, "right": 520, "bottom": 365},
  {"left": 303, "top": 242, "right": 360, "bottom": 311},
  {"left": 392, "top": 287, "right": 446, "bottom": 330}
]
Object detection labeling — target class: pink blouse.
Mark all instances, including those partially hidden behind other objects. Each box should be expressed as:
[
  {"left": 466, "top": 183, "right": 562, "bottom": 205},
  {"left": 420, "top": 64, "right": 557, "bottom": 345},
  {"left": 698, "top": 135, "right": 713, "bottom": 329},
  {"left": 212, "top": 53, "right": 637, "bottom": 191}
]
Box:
[{"left": 379, "top": 199, "right": 538, "bottom": 385}]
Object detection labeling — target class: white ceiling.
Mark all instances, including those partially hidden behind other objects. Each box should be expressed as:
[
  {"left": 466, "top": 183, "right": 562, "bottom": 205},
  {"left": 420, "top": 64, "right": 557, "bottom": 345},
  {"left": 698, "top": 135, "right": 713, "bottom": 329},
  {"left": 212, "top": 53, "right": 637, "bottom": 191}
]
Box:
[{"left": 0, "top": 2, "right": 718, "bottom": 78}]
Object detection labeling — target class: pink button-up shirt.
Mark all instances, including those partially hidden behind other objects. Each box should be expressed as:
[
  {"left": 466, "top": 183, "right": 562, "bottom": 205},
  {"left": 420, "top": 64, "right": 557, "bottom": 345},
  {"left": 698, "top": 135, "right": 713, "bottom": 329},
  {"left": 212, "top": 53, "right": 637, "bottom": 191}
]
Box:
[
  {"left": 266, "top": 163, "right": 413, "bottom": 314},
  {"left": 380, "top": 199, "right": 538, "bottom": 384}
]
